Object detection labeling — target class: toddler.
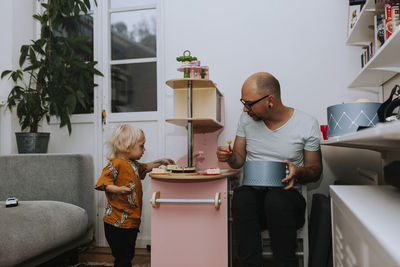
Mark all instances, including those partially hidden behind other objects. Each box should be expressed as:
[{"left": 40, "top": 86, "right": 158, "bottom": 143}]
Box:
[{"left": 95, "top": 124, "right": 174, "bottom": 267}]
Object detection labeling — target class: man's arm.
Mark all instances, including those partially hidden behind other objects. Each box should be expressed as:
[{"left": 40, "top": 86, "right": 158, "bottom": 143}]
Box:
[
  {"left": 282, "top": 149, "right": 322, "bottom": 189},
  {"left": 298, "top": 149, "right": 323, "bottom": 183},
  {"left": 216, "top": 136, "right": 247, "bottom": 169}
]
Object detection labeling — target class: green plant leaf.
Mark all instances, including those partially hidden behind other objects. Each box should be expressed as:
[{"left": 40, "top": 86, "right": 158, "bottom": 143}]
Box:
[
  {"left": 23, "top": 64, "right": 39, "bottom": 72},
  {"left": 11, "top": 71, "right": 21, "bottom": 82},
  {"left": 32, "top": 14, "right": 42, "bottom": 22},
  {"left": 65, "top": 94, "right": 77, "bottom": 113},
  {"left": 78, "top": 2, "right": 88, "bottom": 14},
  {"left": 1, "top": 70, "right": 12, "bottom": 79},
  {"left": 19, "top": 45, "right": 29, "bottom": 67}
]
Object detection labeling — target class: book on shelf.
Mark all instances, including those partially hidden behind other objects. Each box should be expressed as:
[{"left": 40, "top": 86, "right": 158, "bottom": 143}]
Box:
[
  {"left": 360, "top": 40, "right": 375, "bottom": 68},
  {"left": 392, "top": 4, "right": 400, "bottom": 31},
  {"left": 374, "top": 14, "right": 385, "bottom": 52},
  {"left": 361, "top": 47, "right": 367, "bottom": 68},
  {"left": 369, "top": 40, "right": 374, "bottom": 60},
  {"left": 385, "top": 3, "right": 394, "bottom": 41},
  {"left": 384, "top": 3, "right": 400, "bottom": 41}
]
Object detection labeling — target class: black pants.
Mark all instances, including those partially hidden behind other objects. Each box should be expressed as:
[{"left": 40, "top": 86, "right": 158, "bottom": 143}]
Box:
[
  {"left": 104, "top": 222, "right": 139, "bottom": 267},
  {"left": 232, "top": 186, "right": 306, "bottom": 267}
]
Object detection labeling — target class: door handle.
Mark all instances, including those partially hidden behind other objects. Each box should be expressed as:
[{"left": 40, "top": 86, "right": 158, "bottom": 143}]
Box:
[
  {"left": 102, "top": 109, "right": 107, "bottom": 125},
  {"left": 150, "top": 191, "right": 221, "bottom": 209}
]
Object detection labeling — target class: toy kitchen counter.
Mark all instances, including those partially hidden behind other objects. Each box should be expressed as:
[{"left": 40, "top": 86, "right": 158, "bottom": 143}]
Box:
[{"left": 149, "top": 169, "right": 240, "bottom": 267}]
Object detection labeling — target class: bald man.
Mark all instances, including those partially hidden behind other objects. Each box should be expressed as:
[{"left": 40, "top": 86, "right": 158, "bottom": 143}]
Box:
[{"left": 217, "top": 72, "right": 322, "bottom": 267}]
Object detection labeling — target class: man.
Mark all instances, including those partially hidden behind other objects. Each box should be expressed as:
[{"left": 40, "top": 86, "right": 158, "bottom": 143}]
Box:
[{"left": 217, "top": 72, "right": 322, "bottom": 267}]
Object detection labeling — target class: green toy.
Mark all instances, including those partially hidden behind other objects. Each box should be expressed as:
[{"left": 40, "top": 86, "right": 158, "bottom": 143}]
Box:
[{"left": 176, "top": 50, "right": 197, "bottom": 63}]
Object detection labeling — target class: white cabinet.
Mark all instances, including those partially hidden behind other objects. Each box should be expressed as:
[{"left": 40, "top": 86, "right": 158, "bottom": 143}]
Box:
[{"left": 330, "top": 185, "right": 400, "bottom": 267}]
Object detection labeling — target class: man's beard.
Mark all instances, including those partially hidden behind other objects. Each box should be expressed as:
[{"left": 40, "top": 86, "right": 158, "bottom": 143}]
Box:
[{"left": 248, "top": 112, "right": 261, "bottom": 121}]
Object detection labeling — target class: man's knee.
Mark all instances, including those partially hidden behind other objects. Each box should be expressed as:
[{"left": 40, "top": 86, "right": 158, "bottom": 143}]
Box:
[
  {"left": 264, "top": 188, "right": 305, "bottom": 228},
  {"left": 232, "top": 186, "right": 259, "bottom": 221}
]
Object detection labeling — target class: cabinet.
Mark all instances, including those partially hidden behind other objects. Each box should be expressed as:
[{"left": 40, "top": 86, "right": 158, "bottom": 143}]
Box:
[
  {"left": 150, "top": 171, "right": 239, "bottom": 267},
  {"left": 346, "top": 0, "right": 400, "bottom": 88},
  {"left": 330, "top": 185, "right": 400, "bottom": 266}
]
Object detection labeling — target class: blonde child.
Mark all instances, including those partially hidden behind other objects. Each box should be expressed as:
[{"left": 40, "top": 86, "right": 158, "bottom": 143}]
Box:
[{"left": 95, "top": 124, "right": 174, "bottom": 267}]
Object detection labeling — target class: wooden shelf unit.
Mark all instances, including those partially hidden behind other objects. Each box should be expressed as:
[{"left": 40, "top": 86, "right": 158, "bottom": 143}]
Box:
[
  {"left": 165, "top": 78, "right": 225, "bottom": 168},
  {"left": 166, "top": 78, "right": 223, "bottom": 126},
  {"left": 346, "top": 0, "right": 400, "bottom": 88}
]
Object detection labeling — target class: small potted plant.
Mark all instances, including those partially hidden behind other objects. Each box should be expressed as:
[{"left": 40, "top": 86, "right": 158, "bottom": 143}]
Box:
[{"left": 1, "top": 0, "right": 102, "bottom": 153}]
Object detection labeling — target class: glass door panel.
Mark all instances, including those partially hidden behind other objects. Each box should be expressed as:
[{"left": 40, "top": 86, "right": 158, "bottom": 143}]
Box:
[
  {"left": 111, "top": 9, "right": 156, "bottom": 60},
  {"left": 111, "top": 62, "right": 157, "bottom": 112}
]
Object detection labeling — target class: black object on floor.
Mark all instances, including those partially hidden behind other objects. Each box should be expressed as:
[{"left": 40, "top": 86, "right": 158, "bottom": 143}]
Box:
[
  {"left": 308, "top": 193, "right": 333, "bottom": 267},
  {"left": 384, "top": 160, "right": 400, "bottom": 189}
]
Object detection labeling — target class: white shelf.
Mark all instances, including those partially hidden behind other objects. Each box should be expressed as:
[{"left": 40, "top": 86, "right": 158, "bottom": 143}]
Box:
[
  {"left": 166, "top": 79, "right": 217, "bottom": 90},
  {"left": 349, "top": 29, "right": 400, "bottom": 88},
  {"left": 321, "top": 121, "right": 400, "bottom": 151},
  {"left": 346, "top": 0, "right": 400, "bottom": 88},
  {"left": 346, "top": 0, "right": 376, "bottom": 46},
  {"left": 166, "top": 118, "right": 223, "bottom": 132}
]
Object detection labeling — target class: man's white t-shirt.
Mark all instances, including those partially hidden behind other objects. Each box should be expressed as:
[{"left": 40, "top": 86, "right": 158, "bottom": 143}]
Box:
[{"left": 236, "top": 109, "right": 321, "bottom": 167}]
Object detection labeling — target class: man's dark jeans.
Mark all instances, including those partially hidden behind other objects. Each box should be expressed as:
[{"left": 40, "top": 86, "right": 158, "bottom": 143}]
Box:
[{"left": 232, "top": 186, "right": 306, "bottom": 267}]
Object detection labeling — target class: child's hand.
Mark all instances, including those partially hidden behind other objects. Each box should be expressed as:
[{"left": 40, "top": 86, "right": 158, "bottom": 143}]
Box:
[
  {"left": 159, "top": 158, "right": 175, "bottom": 166},
  {"left": 146, "top": 158, "right": 176, "bottom": 171},
  {"left": 106, "top": 185, "right": 132, "bottom": 194}
]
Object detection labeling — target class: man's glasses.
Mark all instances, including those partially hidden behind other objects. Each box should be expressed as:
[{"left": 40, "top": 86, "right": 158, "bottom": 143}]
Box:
[{"left": 240, "top": 94, "right": 270, "bottom": 110}]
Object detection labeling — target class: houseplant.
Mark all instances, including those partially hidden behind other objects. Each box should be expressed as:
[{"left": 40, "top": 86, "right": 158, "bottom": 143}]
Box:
[{"left": 1, "top": 0, "right": 102, "bottom": 153}]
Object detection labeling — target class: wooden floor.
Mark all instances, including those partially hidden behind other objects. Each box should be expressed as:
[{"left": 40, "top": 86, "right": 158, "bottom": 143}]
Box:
[
  {"left": 79, "top": 247, "right": 150, "bottom": 266},
  {"left": 39, "top": 243, "right": 283, "bottom": 267},
  {"left": 38, "top": 244, "right": 150, "bottom": 267}
]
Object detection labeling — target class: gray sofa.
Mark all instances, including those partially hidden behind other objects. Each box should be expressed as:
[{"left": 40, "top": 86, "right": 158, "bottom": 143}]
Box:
[{"left": 0, "top": 154, "right": 95, "bottom": 267}]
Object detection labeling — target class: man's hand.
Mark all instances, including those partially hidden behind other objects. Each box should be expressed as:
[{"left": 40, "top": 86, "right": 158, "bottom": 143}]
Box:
[
  {"left": 281, "top": 149, "right": 323, "bottom": 190},
  {"left": 216, "top": 146, "right": 233, "bottom": 162},
  {"left": 281, "top": 160, "right": 299, "bottom": 190},
  {"left": 216, "top": 136, "right": 246, "bottom": 169}
]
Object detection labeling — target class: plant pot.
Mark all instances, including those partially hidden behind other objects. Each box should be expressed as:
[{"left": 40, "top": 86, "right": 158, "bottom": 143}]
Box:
[{"left": 15, "top": 132, "right": 50, "bottom": 154}]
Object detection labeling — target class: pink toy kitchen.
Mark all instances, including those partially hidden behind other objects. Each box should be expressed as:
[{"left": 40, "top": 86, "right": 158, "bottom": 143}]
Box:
[{"left": 149, "top": 51, "right": 240, "bottom": 267}]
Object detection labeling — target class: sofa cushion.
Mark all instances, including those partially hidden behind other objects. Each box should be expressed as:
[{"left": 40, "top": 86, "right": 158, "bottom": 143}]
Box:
[
  {"left": 0, "top": 154, "right": 95, "bottom": 229},
  {"left": 0, "top": 200, "right": 88, "bottom": 267}
]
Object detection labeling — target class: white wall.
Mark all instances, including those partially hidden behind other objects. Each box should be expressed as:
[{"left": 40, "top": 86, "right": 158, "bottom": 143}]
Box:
[{"left": 0, "top": 0, "right": 36, "bottom": 154}]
